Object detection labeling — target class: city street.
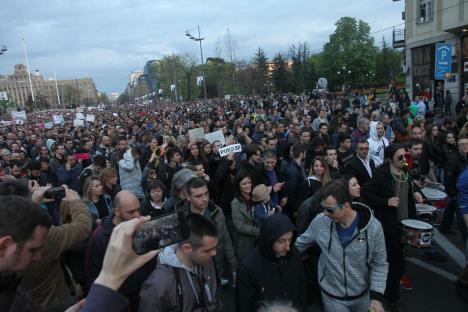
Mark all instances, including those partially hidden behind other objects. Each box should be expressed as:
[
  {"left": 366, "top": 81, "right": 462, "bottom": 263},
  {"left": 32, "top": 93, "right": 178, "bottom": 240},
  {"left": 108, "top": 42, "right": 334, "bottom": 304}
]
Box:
[{"left": 221, "top": 227, "right": 468, "bottom": 312}]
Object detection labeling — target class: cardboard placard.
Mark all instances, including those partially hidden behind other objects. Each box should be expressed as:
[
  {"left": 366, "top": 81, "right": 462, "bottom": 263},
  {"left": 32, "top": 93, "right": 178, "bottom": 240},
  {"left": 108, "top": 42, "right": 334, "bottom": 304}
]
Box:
[
  {"left": 204, "top": 130, "right": 225, "bottom": 145},
  {"left": 188, "top": 127, "right": 205, "bottom": 140},
  {"left": 53, "top": 115, "right": 64, "bottom": 124},
  {"left": 44, "top": 122, "right": 53, "bottom": 129},
  {"left": 86, "top": 114, "right": 95, "bottom": 123},
  {"left": 73, "top": 119, "right": 84, "bottom": 127},
  {"left": 219, "top": 144, "right": 242, "bottom": 157},
  {"left": 11, "top": 111, "right": 27, "bottom": 120},
  {"left": 76, "top": 113, "right": 85, "bottom": 120}
]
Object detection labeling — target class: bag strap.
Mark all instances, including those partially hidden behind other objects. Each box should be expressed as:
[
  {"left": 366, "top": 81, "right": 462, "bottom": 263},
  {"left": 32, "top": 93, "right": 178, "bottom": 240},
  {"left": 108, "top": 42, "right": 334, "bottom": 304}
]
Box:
[{"left": 173, "top": 267, "right": 184, "bottom": 312}]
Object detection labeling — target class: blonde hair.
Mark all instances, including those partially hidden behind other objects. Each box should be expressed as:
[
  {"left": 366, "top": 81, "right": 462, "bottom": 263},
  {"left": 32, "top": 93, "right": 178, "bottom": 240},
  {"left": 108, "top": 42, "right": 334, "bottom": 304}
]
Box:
[{"left": 310, "top": 156, "right": 331, "bottom": 186}]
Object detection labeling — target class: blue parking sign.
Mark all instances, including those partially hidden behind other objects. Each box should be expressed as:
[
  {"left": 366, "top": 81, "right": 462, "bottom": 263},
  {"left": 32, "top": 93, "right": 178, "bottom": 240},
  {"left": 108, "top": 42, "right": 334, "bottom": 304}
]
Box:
[{"left": 434, "top": 43, "right": 452, "bottom": 80}]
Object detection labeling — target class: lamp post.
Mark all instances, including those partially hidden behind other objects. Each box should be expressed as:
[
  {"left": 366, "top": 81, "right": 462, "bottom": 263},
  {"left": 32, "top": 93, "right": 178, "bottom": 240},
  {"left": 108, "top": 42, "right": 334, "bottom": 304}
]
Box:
[
  {"left": 0, "top": 45, "right": 7, "bottom": 55},
  {"left": 186, "top": 25, "right": 208, "bottom": 103}
]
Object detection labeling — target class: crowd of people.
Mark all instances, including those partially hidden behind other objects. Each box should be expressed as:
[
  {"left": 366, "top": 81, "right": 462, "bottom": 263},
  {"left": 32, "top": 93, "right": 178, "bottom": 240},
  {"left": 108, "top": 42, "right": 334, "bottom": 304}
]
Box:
[{"left": 1, "top": 89, "right": 468, "bottom": 312}]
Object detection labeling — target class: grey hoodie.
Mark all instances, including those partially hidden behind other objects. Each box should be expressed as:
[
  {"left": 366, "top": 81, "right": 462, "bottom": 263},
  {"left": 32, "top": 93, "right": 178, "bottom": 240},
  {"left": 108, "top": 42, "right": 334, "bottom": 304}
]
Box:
[
  {"left": 295, "top": 202, "right": 388, "bottom": 301},
  {"left": 138, "top": 245, "right": 222, "bottom": 312}
]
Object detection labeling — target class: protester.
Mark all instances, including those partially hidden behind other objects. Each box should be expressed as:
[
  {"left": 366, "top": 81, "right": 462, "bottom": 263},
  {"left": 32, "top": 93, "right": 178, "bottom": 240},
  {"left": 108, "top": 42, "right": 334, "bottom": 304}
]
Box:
[
  {"left": 138, "top": 214, "right": 223, "bottom": 311},
  {"left": 236, "top": 214, "right": 306, "bottom": 312}
]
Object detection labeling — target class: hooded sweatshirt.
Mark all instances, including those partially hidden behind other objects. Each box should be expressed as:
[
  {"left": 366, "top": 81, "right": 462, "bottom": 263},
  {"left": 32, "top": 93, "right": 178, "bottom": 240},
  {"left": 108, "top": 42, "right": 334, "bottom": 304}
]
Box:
[
  {"left": 367, "top": 121, "right": 389, "bottom": 167},
  {"left": 118, "top": 149, "right": 144, "bottom": 199},
  {"left": 236, "top": 214, "right": 307, "bottom": 312},
  {"left": 295, "top": 202, "right": 388, "bottom": 302},
  {"left": 138, "top": 245, "right": 222, "bottom": 312}
]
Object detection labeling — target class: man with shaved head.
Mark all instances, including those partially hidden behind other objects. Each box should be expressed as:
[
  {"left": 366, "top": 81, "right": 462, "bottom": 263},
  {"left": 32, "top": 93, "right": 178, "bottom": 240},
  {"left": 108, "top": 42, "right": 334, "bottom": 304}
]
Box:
[{"left": 85, "top": 190, "right": 152, "bottom": 310}]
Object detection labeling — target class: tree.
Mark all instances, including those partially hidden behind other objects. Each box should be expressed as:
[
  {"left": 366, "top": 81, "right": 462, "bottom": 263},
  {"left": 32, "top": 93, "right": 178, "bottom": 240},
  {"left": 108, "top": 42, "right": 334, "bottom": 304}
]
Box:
[
  {"left": 224, "top": 29, "right": 238, "bottom": 93},
  {"left": 272, "top": 53, "right": 288, "bottom": 93},
  {"left": 251, "top": 47, "right": 269, "bottom": 94},
  {"left": 117, "top": 93, "right": 129, "bottom": 105},
  {"left": 180, "top": 54, "right": 198, "bottom": 100},
  {"left": 99, "top": 92, "right": 110, "bottom": 105},
  {"left": 320, "top": 17, "right": 378, "bottom": 90},
  {"left": 289, "top": 42, "right": 312, "bottom": 92},
  {"left": 375, "top": 37, "right": 404, "bottom": 86}
]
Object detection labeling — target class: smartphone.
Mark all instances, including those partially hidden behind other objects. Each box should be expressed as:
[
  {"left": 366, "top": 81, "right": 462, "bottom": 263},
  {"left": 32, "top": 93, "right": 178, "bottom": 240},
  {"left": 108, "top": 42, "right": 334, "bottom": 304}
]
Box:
[{"left": 132, "top": 211, "right": 189, "bottom": 255}]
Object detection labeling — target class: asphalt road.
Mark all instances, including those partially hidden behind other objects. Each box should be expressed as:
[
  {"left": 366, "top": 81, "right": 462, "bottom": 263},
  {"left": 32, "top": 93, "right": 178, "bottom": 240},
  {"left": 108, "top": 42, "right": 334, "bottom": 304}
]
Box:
[{"left": 221, "top": 227, "right": 468, "bottom": 312}]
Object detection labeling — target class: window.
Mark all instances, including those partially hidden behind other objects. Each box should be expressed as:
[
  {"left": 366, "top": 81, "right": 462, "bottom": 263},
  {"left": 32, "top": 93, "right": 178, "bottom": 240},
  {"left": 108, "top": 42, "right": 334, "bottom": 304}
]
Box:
[{"left": 418, "top": 0, "right": 433, "bottom": 24}]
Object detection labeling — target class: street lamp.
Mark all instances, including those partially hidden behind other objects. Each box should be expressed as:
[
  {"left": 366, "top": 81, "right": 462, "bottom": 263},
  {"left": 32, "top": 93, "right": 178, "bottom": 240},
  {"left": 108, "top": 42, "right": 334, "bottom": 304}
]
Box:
[
  {"left": 0, "top": 45, "right": 6, "bottom": 55},
  {"left": 185, "top": 25, "right": 208, "bottom": 103}
]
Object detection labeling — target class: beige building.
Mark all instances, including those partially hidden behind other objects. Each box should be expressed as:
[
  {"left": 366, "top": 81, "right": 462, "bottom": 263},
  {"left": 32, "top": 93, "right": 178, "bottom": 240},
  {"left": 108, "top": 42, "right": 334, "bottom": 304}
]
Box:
[
  {"left": 0, "top": 64, "right": 98, "bottom": 108},
  {"left": 394, "top": 0, "right": 468, "bottom": 109}
]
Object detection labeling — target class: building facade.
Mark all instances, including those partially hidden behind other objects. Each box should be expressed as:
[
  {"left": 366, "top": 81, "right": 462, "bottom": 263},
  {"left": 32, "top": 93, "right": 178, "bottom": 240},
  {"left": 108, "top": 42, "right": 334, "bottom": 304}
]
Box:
[
  {"left": 394, "top": 0, "right": 468, "bottom": 111},
  {"left": 0, "top": 64, "right": 98, "bottom": 108}
]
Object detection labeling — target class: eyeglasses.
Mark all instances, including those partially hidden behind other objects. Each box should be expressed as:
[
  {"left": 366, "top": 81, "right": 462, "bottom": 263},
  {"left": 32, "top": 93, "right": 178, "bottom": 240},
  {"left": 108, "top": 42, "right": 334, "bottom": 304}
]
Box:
[{"left": 320, "top": 202, "right": 344, "bottom": 214}]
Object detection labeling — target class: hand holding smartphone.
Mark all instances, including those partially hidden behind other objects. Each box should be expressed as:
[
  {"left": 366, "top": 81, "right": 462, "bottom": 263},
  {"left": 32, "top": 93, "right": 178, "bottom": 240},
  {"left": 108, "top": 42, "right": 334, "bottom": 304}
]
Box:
[{"left": 132, "top": 211, "right": 189, "bottom": 255}]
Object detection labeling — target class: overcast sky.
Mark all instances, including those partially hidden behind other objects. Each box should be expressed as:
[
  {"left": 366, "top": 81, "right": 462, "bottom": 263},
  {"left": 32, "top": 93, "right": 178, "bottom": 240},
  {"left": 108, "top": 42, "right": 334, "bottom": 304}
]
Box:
[{"left": 0, "top": 0, "right": 405, "bottom": 94}]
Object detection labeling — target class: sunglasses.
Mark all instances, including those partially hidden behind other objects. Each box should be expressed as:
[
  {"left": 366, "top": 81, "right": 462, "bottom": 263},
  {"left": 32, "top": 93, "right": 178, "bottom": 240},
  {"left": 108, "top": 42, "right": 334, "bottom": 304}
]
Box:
[{"left": 320, "top": 202, "right": 344, "bottom": 214}]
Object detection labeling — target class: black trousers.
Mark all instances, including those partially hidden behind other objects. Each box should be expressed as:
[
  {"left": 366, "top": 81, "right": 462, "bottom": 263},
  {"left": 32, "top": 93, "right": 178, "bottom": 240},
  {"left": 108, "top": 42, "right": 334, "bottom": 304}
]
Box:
[{"left": 384, "top": 232, "right": 405, "bottom": 302}]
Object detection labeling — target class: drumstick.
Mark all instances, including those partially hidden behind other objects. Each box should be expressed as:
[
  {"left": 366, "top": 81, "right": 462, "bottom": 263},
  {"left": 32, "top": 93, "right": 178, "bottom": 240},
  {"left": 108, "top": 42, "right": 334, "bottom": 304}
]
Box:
[{"left": 395, "top": 181, "right": 401, "bottom": 198}]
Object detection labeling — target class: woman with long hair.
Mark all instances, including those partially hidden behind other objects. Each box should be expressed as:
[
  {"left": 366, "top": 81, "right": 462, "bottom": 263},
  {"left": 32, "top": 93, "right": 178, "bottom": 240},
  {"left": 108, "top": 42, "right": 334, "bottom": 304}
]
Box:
[
  {"left": 99, "top": 167, "right": 120, "bottom": 201},
  {"left": 83, "top": 175, "right": 113, "bottom": 224},
  {"left": 307, "top": 156, "right": 331, "bottom": 196},
  {"left": 231, "top": 170, "right": 259, "bottom": 261},
  {"left": 185, "top": 141, "right": 207, "bottom": 167}
]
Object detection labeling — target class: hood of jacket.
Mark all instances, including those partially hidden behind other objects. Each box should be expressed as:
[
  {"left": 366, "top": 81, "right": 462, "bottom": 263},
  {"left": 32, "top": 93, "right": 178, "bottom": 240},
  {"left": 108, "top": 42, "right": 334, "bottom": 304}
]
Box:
[
  {"left": 159, "top": 244, "right": 194, "bottom": 273},
  {"left": 351, "top": 201, "right": 373, "bottom": 235},
  {"left": 123, "top": 148, "right": 134, "bottom": 162},
  {"left": 369, "top": 121, "right": 383, "bottom": 141},
  {"left": 257, "top": 214, "right": 296, "bottom": 261}
]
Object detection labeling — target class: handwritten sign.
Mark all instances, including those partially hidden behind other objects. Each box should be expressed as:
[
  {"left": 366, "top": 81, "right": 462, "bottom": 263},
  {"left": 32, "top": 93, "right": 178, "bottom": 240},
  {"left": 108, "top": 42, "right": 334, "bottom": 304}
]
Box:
[
  {"left": 76, "top": 113, "right": 85, "bottom": 120},
  {"left": 12, "top": 111, "right": 27, "bottom": 121},
  {"left": 188, "top": 127, "right": 205, "bottom": 140},
  {"left": 205, "top": 130, "right": 225, "bottom": 145},
  {"left": 73, "top": 119, "right": 84, "bottom": 127},
  {"left": 44, "top": 122, "right": 53, "bottom": 129},
  {"left": 219, "top": 144, "right": 242, "bottom": 157},
  {"left": 86, "top": 114, "right": 95, "bottom": 123},
  {"left": 53, "top": 115, "right": 64, "bottom": 124}
]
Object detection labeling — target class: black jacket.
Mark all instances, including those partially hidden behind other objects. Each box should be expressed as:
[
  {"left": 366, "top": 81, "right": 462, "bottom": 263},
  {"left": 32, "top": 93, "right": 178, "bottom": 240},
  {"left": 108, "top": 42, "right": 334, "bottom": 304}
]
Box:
[
  {"left": 362, "top": 163, "right": 416, "bottom": 233},
  {"left": 0, "top": 273, "right": 40, "bottom": 312},
  {"left": 284, "top": 160, "right": 310, "bottom": 214},
  {"left": 343, "top": 156, "right": 376, "bottom": 188},
  {"left": 236, "top": 214, "right": 307, "bottom": 312},
  {"left": 444, "top": 152, "right": 468, "bottom": 197}
]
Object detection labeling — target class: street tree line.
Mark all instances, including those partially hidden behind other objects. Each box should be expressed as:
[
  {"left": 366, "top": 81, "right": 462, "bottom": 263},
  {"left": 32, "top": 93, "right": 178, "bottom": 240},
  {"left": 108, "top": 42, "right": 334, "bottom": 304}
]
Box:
[{"left": 119, "top": 16, "right": 403, "bottom": 103}]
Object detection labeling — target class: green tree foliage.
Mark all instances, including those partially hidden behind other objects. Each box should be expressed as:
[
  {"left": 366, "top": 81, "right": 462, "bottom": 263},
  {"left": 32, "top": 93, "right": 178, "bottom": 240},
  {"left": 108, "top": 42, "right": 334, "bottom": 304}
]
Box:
[
  {"left": 117, "top": 93, "right": 129, "bottom": 105},
  {"left": 321, "top": 17, "right": 378, "bottom": 89},
  {"left": 375, "top": 37, "right": 404, "bottom": 85},
  {"left": 99, "top": 92, "right": 110, "bottom": 105},
  {"left": 272, "top": 53, "right": 289, "bottom": 93}
]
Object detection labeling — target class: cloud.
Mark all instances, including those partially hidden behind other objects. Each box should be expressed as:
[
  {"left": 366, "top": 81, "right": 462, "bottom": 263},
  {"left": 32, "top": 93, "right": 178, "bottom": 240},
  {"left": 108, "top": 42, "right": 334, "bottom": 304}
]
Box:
[{"left": 0, "top": 0, "right": 404, "bottom": 93}]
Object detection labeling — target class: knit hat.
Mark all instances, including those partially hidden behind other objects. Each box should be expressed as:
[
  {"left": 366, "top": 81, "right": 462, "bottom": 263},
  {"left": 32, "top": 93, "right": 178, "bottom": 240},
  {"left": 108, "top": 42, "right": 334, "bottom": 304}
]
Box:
[
  {"left": 252, "top": 184, "right": 272, "bottom": 202},
  {"left": 46, "top": 139, "right": 56, "bottom": 153}
]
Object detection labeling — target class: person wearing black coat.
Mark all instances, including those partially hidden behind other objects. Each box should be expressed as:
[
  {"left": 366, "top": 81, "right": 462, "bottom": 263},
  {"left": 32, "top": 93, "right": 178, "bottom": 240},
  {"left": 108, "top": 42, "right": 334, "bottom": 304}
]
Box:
[
  {"left": 236, "top": 214, "right": 307, "bottom": 312},
  {"left": 284, "top": 144, "right": 310, "bottom": 221},
  {"left": 343, "top": 139, "right": 376, "bottom": 188},
  {"left": 361, "top": 144, "right": 421, "bottom": 311}
]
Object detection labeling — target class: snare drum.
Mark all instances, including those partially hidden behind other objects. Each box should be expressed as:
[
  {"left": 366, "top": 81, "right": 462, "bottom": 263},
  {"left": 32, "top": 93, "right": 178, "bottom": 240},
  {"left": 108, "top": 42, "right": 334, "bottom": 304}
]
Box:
[
  {"left": 400, "top": 219, "right": 433, "bottom": 248},
  {"left": 415, "top": 204, "right": 437, "bottom": 223}
]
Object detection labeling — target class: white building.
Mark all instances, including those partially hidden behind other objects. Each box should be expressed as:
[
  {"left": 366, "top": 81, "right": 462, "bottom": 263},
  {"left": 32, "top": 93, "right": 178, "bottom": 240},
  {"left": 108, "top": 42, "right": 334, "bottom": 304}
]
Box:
[{"left": 394, "top": 0, "right": 468, "bottom": 111}]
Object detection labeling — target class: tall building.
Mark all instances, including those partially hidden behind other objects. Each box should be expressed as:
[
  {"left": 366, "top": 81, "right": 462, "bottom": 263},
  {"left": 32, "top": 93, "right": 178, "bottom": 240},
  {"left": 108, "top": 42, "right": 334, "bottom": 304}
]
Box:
[
  {"left": 0, "top": 64, "right": 98, "bottom": 108},
  {"left": 394, "top": 0, "right": 468, "bottom": 107}
]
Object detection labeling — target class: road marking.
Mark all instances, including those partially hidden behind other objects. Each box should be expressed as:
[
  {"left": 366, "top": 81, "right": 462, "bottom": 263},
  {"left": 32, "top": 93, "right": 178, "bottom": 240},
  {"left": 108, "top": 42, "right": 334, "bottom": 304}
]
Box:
[
  {"left": 432, "top": 228, "right": 465, "bottom": 268},
  {"left": 407, "top": 257, "right": 458, "bottom": 282}
]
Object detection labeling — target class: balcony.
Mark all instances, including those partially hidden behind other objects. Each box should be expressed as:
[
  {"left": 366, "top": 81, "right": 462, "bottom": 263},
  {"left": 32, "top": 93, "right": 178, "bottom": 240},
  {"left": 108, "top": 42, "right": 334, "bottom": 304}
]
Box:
[{"left": 393, "top": 28, "right": 405, "bottom": 48}]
